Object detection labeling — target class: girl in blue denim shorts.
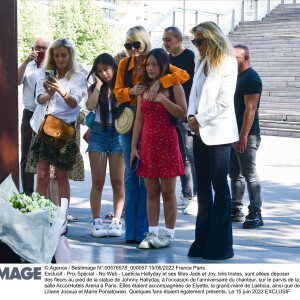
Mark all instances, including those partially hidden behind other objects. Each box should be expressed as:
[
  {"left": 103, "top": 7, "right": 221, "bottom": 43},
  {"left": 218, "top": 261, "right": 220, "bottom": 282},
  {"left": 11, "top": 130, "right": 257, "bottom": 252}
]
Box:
[{"left": 86, "top": 54, "right": 125, "bottom": 238}]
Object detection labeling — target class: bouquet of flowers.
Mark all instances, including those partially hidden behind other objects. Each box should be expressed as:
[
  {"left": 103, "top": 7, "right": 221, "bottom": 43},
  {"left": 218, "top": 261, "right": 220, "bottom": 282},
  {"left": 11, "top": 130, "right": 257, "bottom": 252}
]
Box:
[
  {"left": 7, "top": 192, "right": 58, "bottom": 225},
  {"left": 0, "top": 175, "right": 67, "bottom": 263}
]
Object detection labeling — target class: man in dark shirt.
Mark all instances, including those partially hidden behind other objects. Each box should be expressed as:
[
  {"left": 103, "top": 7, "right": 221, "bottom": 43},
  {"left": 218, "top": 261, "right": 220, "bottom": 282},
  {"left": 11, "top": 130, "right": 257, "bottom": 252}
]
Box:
[
  {"left": 163, "top": 26, "right": 197, "bottom": 215},
  {"left": 229, "top": 44, "right": 263, "bottom": 229}
]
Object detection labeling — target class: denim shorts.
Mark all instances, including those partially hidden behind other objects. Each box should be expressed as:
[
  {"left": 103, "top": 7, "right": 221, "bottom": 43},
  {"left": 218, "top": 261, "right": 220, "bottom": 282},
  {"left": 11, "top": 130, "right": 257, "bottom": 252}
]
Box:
[{"left": 87, "top": 122, "right": 122, "bottom": 155}]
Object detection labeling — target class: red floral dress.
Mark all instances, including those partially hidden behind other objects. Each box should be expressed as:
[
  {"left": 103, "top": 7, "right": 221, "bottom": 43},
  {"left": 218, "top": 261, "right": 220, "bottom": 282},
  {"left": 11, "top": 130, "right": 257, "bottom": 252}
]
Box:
[{"left": 136, "top": 93, "right": 184, "bottom": 178}]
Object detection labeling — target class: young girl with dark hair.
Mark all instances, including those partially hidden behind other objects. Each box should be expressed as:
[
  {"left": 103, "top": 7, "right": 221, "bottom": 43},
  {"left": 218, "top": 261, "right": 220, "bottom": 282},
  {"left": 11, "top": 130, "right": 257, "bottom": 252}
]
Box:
[
  {"left": 130, "top": 48, "right": 187, "bottom": 249},
  {"left": 86, "top": 53, "right": 125, "bottom": 238}
]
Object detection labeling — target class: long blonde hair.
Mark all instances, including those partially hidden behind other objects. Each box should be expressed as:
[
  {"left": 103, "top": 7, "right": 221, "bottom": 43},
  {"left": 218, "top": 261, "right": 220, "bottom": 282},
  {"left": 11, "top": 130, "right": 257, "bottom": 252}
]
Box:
[
  {"left": 44, "top": 38, "right": 77, "bottom": 80},
  {"left": 191, "top": 21, "right": 234, "bottom": 71},
  {"left": 125, "top": 26, "right": 152, "bottom": 57}
]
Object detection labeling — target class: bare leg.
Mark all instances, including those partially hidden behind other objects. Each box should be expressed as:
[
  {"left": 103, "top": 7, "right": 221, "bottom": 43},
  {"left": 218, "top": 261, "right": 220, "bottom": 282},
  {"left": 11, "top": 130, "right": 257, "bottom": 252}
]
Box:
[
  {"left": 36, "top": 160, "right": 50, "bottom": 199},
  {"left": 108, "top": 153, "right": 125, "bottom": 219},
  {"left": 48, "top": 178, "right": 60, "bottom": 206},
  {"left": 160, "top": 177, "right": 177, "bottom": 229},
  {"left": 89, "top": 151, "right": 107, "bottom": 219},
  {"left": 55, "top": 168, "right": 70, "bottom": 207},
  {"left": 143, "top": 178, "right": 161, "bottom": 226}
]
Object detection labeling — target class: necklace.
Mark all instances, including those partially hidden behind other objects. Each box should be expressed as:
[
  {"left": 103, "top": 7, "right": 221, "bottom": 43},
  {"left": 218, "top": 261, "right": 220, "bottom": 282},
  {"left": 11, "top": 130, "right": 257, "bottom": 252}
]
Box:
[{"left": 136, "top": 64, "right": 141, "bottom": 69}]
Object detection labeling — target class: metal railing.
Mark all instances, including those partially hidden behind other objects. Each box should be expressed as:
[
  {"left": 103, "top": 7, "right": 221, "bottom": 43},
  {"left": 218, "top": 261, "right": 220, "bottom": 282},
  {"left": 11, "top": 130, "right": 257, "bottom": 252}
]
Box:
[{"left": 148, "top": 0, "right": 299, "bottom": 48}]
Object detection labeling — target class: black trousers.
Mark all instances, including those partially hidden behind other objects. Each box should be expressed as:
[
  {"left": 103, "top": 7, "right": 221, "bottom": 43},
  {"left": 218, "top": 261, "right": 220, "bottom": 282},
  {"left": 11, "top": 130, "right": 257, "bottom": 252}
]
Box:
[
  {"left": 20, "top": 108, "right": 34, "bottom": 195},
  {"left": 188, "top": 135, "right": 234, "bottom": 260}
]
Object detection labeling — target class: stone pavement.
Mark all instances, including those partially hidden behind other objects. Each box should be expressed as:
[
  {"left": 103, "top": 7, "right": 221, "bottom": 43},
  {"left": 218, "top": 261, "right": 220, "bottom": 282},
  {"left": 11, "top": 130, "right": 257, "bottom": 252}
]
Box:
[{"left": 64, "top": 132, "right": 300, "bottom": 264}]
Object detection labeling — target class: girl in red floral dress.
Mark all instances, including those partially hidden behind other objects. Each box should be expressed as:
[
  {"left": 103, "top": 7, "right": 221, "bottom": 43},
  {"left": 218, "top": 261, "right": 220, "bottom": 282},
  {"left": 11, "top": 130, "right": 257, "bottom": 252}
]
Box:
[{"left": 130, "top": 48, "right": 187, "bottom": 249}]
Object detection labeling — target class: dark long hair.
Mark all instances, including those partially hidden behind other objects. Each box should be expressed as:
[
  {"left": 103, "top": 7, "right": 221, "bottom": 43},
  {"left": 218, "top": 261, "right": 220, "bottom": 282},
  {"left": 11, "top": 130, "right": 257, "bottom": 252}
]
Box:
[
  {"left": 87, "top": 53, "right": 119, "bottom": 130},
  {"left": 143, "top": 48, "right": 171, "bottom": 85}
]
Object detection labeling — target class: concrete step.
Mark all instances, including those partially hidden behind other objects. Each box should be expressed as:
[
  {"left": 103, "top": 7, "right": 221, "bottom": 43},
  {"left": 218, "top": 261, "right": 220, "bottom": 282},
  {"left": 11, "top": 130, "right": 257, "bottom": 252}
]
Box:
[
  {"left": 253, "top": 66, "right": 300, "bottom": 72},
  {"left": 258, "top": 71, "right": 300, "bottom": 76},
  {"left": 249, "top": 49, "right": 300, "bottom": 54},
  {"left": 259, "top": 76, "right": 300, "bottom": 81},
  {"left": 262, "top": 90, "right": 300, "bottom": 96},
  {"left": 251, "top": 56, "right": 300, "bottom": 62},
  {"left": 261, "top": 96, "right": 300, "bottom": 103},
  {"left": 260, "top": 127, "right": 300, "bottom": 138},
  {"left": 251, "top": 61, "right": 300, "bottom": 67},
  {"left": 259, "top": 108, "right": 300, "bottom": 118},
  {"left": 259, "top": 113, "right": 287, "bottom": 121},
  {"left": 260, "top": 82, "right": 300, "bottom": 89},
  {"left": 229, "top": 3, "right": 300, "bottom": 138},
  {"left": 242, "top": 19, "right": 300, "bottom": 25},
  {"left": 237, "top": 22, "right": 300, "bottom": 30},
  {"left": 260, "top": 102, "right": 300, "bottom": 110},
  {"left": 260, "top": 120, "right": 300, "bottom": 130}
]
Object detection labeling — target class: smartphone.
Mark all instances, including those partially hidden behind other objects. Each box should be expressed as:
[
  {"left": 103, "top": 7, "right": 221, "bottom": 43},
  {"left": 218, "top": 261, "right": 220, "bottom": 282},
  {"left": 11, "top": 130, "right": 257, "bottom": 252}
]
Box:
[
  {"left": 131, "top": 156, "right": 139, "bottom": 172},
  {"left": 45, "top": 70, "right": 54, "bottom": 81}
]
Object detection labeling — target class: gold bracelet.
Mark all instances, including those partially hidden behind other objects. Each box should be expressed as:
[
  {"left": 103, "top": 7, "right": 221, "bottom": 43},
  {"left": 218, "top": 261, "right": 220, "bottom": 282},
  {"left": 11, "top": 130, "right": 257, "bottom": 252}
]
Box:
[{"left": 62, "top": 91, "right": 67, "bottom": 98}]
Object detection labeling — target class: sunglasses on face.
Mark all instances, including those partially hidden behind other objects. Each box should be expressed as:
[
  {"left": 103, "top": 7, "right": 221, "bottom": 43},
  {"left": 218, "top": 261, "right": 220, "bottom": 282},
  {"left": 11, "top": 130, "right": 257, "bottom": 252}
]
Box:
[
  {"left": 124, "top": 41, "right": 141, "bottom": 50},
  {"left": 191, "top": 38, "right": 205, "bottom": 46}
]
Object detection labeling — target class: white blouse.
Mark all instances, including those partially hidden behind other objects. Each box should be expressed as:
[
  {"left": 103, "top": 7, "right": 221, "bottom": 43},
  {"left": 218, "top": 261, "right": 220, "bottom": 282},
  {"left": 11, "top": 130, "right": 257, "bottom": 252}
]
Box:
[
  {"left": 30, "top": 68, "right": 88, "bottom": 133},
  {"left": 194, "top": 69, "right": 207, "bottom": 114},
  {"left": 94, "top": 100, "right": 113, "bottom": 123}
]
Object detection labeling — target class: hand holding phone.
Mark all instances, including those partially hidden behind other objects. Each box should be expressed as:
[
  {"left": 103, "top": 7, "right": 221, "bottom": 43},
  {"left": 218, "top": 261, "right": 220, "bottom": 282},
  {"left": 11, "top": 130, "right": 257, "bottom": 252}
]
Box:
[
  {"left": 130, "top": 156, "right": 139, "bottom": 172},
  {"left": 130, "top": 148, "right": 140, "bottom": 172},
  {"left": 45, "top": 70, "right": 54, "bottom": 81}
]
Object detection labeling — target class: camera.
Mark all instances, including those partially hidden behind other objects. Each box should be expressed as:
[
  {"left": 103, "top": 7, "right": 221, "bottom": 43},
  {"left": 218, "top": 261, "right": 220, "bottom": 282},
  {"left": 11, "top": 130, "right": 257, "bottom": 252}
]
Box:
[{"left": 45, "top": 70, "right": 54, "bottom": 80}]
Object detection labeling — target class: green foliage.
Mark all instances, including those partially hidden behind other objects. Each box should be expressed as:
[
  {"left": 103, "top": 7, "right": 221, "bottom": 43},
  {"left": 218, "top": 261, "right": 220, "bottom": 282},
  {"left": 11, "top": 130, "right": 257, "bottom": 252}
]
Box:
[
  {"left": 18, "top": 0, "right": 53, "bottom": 62},
  {"left": 18, "top": 0, "right": 123, "bottom": 64}
]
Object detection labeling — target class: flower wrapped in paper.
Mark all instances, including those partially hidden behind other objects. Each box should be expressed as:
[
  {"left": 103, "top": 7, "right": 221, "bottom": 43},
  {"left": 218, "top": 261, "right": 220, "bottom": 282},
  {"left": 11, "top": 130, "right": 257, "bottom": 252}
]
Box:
[{"left": 0, "top": 174, "right": 68, "bottom": 263}]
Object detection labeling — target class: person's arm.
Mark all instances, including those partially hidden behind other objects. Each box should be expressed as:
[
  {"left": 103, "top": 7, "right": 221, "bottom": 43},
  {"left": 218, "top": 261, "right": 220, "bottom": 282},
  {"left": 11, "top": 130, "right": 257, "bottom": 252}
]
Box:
[
  {"left": 148, "top": 65, "right": 190, "bottom": 101},
  {"left": 236, "top": 93, "right": 259, "bottom": 153},
  {"left": 113, "top": 58, "right": 132, "bottom": 104},
  {"left": 18, "top": 51, "right": 37, "bottom": 85},
  {"left": 152, "top": 85, "right": 187, "bottom": 120},
  {"left": 86, "top": 76, "right": 103, "bottom": 111},
  {"left": 161, "top": 64, "right": 190, "bottom": 87},
  {"left": 130, "top": 95, "right": 144, "bottom": 166},
  {"left": 45, "top": 77, "right": 77, "bottom": 108}
]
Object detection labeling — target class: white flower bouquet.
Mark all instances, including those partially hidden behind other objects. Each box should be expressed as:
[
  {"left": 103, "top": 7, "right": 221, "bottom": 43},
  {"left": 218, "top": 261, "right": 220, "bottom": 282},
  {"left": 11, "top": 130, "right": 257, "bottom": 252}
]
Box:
[
  {"left": 0, "top": 175, "right": 67, "bottom": 263},
  {"left": 7, "top": 192, "right": 59, "bottom": 225}
]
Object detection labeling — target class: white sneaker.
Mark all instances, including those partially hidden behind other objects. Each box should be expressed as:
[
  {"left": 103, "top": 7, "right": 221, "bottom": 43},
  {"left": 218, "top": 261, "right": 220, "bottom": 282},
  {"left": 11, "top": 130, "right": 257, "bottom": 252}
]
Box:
[
  {"left": 149, "top": 232, "right": 173, "bottom": 248},
  {"left": 108, "top": 220, "right": 122, "bottom": 237},
  {"left": 184, "top": 195, "right": 198, "bottom": 215},
  {"left": 177, "top": 194, "right": 190, "bottom": 209},
  {"left": 91, "top": 218, "right": 108, "bottom": 237},
  {"left": 139, "top": 232, "right": 157, "bottom": 249}
]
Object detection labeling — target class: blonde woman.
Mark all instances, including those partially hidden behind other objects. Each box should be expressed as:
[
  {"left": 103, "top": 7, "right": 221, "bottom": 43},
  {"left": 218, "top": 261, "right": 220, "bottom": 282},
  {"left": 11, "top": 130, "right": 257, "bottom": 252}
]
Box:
[
  {"left": 29, "top": 38, "right": 87, "bottom": 206},
  {"left": 114, "top": 25, "right": 189, "bottom": 244},
  {"left": 187, "top": 22, "right": 239, "bottom": 260}
]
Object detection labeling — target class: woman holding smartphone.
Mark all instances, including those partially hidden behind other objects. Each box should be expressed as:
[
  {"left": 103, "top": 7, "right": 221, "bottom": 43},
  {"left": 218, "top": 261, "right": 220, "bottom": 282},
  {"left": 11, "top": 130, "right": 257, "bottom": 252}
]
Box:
[
  {"left": 29, "top": 38, "right": 87, "bottom": 208},
  {"left": 130, "top": 48, "right": 187, "bottom": 249},
  {"left": 86, "top": 53, "right": 125, "bottom": 238}
]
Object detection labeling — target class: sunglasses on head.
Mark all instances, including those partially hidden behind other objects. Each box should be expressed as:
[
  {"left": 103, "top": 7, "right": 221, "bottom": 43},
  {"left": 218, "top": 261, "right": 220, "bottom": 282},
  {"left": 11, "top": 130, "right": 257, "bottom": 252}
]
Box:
[
  {"left": 191, "top": 38, "right": 205, "bottom": 46},
  {"left": 124, "top": 41, "right": 141, "bottom": 50}
]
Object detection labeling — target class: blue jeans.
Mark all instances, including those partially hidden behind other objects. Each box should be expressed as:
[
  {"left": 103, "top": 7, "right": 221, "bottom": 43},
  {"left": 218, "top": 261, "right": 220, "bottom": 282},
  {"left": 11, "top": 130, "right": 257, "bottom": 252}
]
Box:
[
  {"left": 188, "top": 135, "right": 233, "bottom": 259},
  {"left": 229, "top": 135, "right": 262, "bottom": 212},
  {"left": 121, "top": 132, "right": 148, "bottom": 242},
  {"left": 177, "top": 121, "right": 197, "bottom": 198}
]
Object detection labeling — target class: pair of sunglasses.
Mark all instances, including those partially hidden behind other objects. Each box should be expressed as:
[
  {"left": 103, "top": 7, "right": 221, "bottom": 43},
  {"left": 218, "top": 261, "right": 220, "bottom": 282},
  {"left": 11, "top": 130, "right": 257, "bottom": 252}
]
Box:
[
  {"left": 124, "top": 41, "right": 141, "bottom": 50},
  {"left": 191, "top": 38, "right": 205, "bottom": 46}
]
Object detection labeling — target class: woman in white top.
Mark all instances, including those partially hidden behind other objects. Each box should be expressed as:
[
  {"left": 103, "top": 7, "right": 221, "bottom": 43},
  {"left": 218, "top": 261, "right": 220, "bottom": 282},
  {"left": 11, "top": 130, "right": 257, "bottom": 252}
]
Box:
[
  {"left": 86, "top": 53, "right": 125, "bottom": 238},
  {"left": 187, "top": 22, "right": 239, "bottom": 260},
  {"left": 29, "top": 38, "right": 87, "bottom": 207}
]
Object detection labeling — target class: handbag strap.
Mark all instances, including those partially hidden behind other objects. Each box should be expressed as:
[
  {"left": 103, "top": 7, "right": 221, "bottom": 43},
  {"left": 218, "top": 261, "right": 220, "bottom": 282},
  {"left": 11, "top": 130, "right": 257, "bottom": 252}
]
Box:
[{"left": 124, "top": 57, "right": 134, "bottom": 88}]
